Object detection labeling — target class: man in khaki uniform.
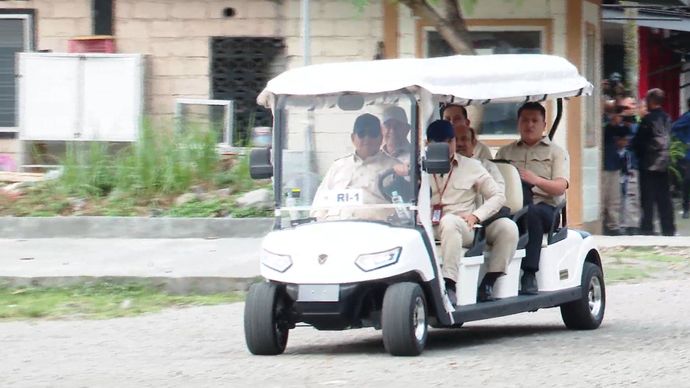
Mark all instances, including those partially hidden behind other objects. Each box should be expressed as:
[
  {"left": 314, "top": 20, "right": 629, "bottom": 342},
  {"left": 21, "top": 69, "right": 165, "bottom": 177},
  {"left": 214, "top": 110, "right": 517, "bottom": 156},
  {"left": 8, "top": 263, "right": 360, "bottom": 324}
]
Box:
[
  {"left": 312, "top": 113, "right": 398, "bottom": 221},
  {"left": 426, "top": 120, "right": 505, "bottom": 304},
  {"left": 496, "top": 102, "right": 569, "bottom": 294},
  {"left": 455, "top": 123, "right": 519, "bottom": 302},
  {"left": 381, "top": 106, "right": 412, "bottom": 164},
  {"left": 442, "top": 103, "right": 493, "bottom": 159}
]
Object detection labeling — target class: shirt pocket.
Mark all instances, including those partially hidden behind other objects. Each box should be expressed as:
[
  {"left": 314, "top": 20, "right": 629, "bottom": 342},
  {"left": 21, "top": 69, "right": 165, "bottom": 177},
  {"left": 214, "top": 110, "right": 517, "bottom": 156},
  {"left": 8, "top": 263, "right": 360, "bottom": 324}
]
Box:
[
  {"left": 528, "top": 153, "right": 553, "bottom": 179},
  {"left": 449, "top": 179, "right": 477, "bottom": 205}
]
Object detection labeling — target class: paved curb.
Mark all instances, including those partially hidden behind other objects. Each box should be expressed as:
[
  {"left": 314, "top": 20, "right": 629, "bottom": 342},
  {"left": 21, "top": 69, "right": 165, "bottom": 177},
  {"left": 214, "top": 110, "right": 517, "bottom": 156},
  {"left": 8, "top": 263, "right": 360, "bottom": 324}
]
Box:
[
  {"left": 0, "top": 276, "right": 261, "bottom": 294},
  {"left": 0, "top": 217, "right": 274, "bottom": 238}
]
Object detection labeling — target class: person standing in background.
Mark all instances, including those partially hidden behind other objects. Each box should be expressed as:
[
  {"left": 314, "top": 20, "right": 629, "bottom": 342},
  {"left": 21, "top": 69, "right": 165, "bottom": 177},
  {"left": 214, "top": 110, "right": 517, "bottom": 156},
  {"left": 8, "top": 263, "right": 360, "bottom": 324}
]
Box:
[
  {"left": 632, "top": 88, "right": 676, "bottom": 236},
  {"left": 602, "top": 107, "right": 630, "bottom": 235}
]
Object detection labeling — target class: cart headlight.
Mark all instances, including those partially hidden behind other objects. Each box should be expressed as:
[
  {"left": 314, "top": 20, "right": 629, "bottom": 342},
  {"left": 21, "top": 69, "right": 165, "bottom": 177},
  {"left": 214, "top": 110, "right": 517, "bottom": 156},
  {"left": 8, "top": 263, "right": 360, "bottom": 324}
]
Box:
[
  {"left": 261, "top": 250, "right": 292, "bottom": 273},
  {"left": 355, "top": 247, "right": 402, "bottom": 272}
]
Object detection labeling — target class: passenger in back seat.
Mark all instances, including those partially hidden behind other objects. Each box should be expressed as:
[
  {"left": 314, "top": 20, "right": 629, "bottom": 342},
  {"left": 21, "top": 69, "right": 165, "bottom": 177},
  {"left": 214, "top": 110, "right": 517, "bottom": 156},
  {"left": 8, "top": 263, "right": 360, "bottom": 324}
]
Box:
[
  {"left": 496, "top": 102, "right": 570, "bottom": 295},
  {"left": 454, "top": 122, "right": 519, "bottom": 302},
  {"left": 426, "top": 120, "right": 505, "bottom": 306}
]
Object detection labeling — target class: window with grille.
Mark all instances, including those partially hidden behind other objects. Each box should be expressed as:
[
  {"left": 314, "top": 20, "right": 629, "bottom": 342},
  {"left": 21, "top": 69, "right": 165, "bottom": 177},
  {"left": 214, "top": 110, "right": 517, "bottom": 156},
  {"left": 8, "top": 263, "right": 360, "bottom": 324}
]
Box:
[{"left": 211, "top": 37, "right": 285, "bottom": 146}]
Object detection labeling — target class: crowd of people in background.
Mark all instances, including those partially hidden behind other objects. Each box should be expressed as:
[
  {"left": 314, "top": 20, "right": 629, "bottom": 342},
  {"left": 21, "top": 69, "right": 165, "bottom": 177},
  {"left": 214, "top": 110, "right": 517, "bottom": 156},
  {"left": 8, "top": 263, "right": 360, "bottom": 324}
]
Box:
[{"left": 601, "top": 73, "right": 690, "bottom": 236}]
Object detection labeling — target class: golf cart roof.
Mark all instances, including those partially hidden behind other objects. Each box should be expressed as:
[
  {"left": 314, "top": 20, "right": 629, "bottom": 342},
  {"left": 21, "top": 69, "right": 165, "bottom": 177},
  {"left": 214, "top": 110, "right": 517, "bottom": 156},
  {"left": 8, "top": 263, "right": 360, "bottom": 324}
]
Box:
[{"left": 257, "top": 54, "right": 593, "bottom": 108}]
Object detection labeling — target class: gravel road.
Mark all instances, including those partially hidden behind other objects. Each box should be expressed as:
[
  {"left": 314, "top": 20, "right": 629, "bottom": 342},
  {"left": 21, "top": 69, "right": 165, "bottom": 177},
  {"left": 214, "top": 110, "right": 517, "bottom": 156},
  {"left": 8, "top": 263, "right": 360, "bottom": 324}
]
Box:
[{"left": 2, "top": 278, "right": 690, "bottom": 387}]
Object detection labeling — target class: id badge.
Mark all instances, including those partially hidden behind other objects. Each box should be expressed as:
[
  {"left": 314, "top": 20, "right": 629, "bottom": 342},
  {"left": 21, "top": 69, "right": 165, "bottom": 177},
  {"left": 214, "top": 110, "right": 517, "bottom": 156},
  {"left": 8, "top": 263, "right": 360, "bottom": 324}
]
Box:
[{"left": 432, "top": 204, "right": 443, "bottom": 225}]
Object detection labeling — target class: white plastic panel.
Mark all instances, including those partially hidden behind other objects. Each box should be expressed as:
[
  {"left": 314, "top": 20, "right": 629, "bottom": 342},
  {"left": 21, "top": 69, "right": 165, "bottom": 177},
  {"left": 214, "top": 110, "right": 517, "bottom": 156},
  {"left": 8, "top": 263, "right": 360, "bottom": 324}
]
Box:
[
  {"left": 81, "top": 55, "right": 142, "bottom": 141},
  {"left": 259, "top": 222, "right": 435, "bottom": 284},
  {"left": 18, "top": 55, "right": 79, "bottom": 140},
  {"left": 18, "top": 53, "right": 143, "bottom": 142}
]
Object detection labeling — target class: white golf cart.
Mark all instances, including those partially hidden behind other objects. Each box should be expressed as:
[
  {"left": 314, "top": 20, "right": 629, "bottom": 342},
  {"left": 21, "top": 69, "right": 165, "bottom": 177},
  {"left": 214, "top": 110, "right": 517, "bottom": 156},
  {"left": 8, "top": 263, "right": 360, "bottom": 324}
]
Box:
[{"left": 244, "top": 54, "right": 605, "bottom": 356}]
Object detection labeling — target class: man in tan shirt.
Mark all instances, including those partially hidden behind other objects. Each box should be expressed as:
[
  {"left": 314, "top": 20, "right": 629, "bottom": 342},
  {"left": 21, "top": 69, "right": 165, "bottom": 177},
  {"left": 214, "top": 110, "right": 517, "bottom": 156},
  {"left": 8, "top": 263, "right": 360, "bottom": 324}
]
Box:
[
  {"left": 381, "top": 106, "right": 413, "bottom": 164},
  {"left": 312, "top": 113, "right": 399, "bottom": 222},
  {"left": 455, "top": 123, "right": 519, "bottom": 302},
  {"left": 426, "top": 120, "right": 505, "bottom": 304},
  {"left": 496, "top": 102, "right": 570, "bottom": 294},
  {"left": 442, "top": 103, "right": 493, "bottom": 159}
]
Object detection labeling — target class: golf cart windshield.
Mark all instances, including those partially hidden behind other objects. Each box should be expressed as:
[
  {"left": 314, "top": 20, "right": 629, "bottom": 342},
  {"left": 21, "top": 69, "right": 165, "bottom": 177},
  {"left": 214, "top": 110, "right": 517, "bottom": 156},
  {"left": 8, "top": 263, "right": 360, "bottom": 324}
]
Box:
[{"left": 274, "top": 91, "right": 417, "bottom": 228}]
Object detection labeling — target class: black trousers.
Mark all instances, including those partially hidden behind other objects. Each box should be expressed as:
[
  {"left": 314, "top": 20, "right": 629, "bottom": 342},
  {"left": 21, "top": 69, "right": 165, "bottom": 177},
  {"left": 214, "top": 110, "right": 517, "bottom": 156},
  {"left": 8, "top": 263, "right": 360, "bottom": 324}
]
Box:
[
  {"left": 639, "top": 170, "right": 676, "bottom": 236},
  {"left": 523, "top": 202, "right": 556, "bottom": 273},
  {"left": 680, "top": 160, "right": 690, "bottom": 213}
]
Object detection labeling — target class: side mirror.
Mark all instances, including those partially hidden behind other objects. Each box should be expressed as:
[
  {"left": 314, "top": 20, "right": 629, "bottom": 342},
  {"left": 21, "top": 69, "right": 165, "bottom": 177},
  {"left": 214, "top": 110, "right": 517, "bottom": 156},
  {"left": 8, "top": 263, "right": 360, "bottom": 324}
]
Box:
[
  {"left": 249, "top": 147, "right": 273, "bottom": 179},
  {"left": 422, "top": 142, "right": 451, "bottom": 174}
]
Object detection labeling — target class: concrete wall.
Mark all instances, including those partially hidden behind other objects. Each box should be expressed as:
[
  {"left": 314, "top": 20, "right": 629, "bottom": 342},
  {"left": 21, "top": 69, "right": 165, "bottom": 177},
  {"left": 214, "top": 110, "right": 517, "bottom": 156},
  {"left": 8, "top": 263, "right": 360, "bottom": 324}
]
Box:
[
  {"left": 114, "top": 0, "right": 284, "bottom": 116},
  {"left": 283, "top": 0, "right": 385, "bottom": 68}
]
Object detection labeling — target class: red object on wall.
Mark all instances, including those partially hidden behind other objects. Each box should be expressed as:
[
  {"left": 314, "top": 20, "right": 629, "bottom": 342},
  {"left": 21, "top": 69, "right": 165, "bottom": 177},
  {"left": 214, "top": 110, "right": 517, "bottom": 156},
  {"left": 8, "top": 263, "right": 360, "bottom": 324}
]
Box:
[
  {"left": 67, "top": 35, "right": 116, "bottom": 53},
  {"left": 638, "top": 27, "right": 680, "bottom": 119}
]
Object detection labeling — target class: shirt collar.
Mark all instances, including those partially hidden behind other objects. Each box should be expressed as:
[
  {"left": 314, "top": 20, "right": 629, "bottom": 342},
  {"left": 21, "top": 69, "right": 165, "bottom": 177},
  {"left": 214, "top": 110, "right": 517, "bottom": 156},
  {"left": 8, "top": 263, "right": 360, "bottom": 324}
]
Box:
[
  {"left": 517, "top": 136, "right": 551, "bottom": 147},
  {"left": 353, "top": 150, "right": 384, "bottom": 164},
  {"left": 382, "top": 141, "right": 411, "bottom": 158}
]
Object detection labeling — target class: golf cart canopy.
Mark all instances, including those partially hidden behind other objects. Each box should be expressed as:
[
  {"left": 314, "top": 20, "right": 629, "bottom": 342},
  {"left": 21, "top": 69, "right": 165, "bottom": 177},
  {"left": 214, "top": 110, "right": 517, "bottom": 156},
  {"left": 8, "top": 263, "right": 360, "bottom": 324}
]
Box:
[{"left": 257, "top": 54, "right": 593, "bottom": 107}]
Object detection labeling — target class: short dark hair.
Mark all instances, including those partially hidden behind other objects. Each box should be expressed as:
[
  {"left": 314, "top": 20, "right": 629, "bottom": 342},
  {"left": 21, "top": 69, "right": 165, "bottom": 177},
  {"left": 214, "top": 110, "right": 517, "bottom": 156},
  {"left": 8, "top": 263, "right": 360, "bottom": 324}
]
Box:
[
  {"left": 426, "top": 120, "right": 455, "bottom": 142},
  {"left": 441, "top": 103, "right": 468, "bottom": 120},
  {"left": 646, "top": 88, "right": 665, "bottom": 106},
  {"left": 352, "top": 113, "right": 381, "bottom": 138},
  {"left": 517, "top": 102, "right": 546, "bottom": 120}
]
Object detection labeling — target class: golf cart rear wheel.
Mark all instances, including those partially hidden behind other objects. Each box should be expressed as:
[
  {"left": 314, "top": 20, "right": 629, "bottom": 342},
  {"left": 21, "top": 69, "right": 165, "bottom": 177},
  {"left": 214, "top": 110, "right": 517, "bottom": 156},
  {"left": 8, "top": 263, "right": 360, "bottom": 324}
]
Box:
[
  {"left": 244, "top": 282, "right": 290, "bottom": 355},
  {"left": 560, "top": 262, "right": 606, "bottom": 330},
  {"left": 381, "top": 282, "right": 428, "bottom": 356}
]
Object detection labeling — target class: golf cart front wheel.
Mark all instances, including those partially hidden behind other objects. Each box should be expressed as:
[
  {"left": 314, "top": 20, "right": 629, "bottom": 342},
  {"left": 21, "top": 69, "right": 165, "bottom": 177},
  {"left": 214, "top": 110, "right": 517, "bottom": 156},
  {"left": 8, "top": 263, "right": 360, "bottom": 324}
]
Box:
[
  {"left": 381, "top": 282, "right": 428, "bottom": 356},
  {"left": 560, "top": 262, "right": 606, "bottom": 330},
  {"left": 244, "top": 282, "right": 290, "bottom": 355}
]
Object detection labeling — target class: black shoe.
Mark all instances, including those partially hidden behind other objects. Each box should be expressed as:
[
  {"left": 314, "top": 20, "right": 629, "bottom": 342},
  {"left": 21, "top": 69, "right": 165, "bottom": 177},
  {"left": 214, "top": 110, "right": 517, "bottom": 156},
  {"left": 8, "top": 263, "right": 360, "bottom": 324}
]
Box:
[
  {"left": 625, "top": 227, "right": 640, "bottom": 236},
  {"left": 683, "top": 211, "right": 689, "bottom": 219},
  {"left": 477, "top": 283, "right": 496, "bottom": 302},
  {"left": 607, "top": 229, "right": 621, "bottom": 236},
  {"left": 520, "top": 271, "right": 538, "bottom": 295}
]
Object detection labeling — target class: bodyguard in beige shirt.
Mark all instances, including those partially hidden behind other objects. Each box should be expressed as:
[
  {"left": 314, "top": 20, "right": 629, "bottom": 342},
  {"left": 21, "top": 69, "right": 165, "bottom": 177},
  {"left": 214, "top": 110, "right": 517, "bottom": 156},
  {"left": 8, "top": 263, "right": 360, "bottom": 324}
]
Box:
[
  {"left": 426, "top": 120, "right": 504, "bottom": 304},
  {"left": 455, "top": 123, "right": 519, "bottom": 302},
  {"left": 495, "top": 102, "right": 570, "bottom": 294},
  {"left": 312, "top": 113, "right": 399, "bottom": 222}
]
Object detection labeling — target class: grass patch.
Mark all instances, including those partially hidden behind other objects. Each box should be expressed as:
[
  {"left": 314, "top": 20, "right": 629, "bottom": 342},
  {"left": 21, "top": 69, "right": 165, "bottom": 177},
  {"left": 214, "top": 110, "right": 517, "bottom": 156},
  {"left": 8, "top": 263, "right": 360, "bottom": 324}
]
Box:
[
  {"left": 0, "top": 121, "right": 273, "bottom": 217},
  {"left": 0, "top": 283, "right": 244, "bottom": 320},
  {"left": 607, "top": 246, "right": 684, "bottom": 264},
  {"left": 604, "top": 265, "right": 652, "bottom": 284},
  {"left": 601, "top": 246, "right": 690, "bottom": 284}
]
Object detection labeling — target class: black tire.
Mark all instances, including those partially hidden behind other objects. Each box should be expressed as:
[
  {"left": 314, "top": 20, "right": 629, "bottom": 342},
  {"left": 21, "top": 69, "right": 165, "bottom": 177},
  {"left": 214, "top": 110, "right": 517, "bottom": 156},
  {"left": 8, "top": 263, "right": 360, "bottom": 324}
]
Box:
[
  {"left": 381, "top": 282, "right": 428, "bottom": 356},
  {"left": 560, "top": 262, "right": 606, "bottom": 330},
  {"left": 244, "top": 282, "right": 290, "bottom": 355}
]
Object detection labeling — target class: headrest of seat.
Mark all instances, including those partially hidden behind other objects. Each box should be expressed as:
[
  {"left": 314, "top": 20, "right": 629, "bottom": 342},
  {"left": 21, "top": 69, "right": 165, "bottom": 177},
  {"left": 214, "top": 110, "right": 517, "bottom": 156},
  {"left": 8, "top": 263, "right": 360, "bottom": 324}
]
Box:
[{"left": 493, "top": 161, "right": 523, "bottom": 214}]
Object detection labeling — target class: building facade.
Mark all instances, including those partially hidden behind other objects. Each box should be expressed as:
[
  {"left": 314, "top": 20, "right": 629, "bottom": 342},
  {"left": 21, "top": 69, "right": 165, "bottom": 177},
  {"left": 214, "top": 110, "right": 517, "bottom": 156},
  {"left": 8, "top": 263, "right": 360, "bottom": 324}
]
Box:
[{"left": 0, "top": 0, "right": 602, "bottom": 229}]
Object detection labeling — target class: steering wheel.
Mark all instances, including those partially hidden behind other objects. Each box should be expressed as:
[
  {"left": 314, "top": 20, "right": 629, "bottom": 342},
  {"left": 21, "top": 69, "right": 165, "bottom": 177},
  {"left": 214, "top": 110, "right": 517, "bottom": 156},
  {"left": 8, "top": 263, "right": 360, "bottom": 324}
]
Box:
[{"left": 378, "top": 168, "right": 413, "bottom": 203}]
